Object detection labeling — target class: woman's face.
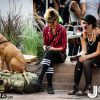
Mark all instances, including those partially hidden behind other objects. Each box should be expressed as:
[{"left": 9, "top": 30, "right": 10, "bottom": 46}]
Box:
[
  {"left": 81, "top": 20, "right": 92, "bottom": 33},
  {"left": 47, "top": 20, "right": 56, "bottom": 29},
  {"left": 47, "top": 21, "right": 54, "bottom": 28}
]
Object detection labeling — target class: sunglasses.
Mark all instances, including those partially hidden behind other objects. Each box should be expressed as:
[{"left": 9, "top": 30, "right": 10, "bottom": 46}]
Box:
[
  {"left": 47, "top": 19, "right": 56, "bottom": 24},
  {"left": 47, "top": 21, "right": 54, "bottom": 24}
]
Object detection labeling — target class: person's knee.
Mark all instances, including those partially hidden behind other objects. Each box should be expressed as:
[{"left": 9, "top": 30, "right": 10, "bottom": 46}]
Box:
[
  {"left": 76, "top": 61, "right": 82, "bottom": 66},
  {"left": 44, "top": 51, "right": 54, "bottom": 58},
  {"left": 41, "top": 58, "right": 51, "bottom": 67},
  {"left": 75, "top": 61, "right": 83, "bottom": 70},
  {"left": 83, "top": 60, "right": 92, "bottom": 67}
]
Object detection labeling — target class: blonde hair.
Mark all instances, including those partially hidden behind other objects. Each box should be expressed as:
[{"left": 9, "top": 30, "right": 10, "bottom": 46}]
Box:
[{"left": 44, "top": 8, "right": 59, "bottom": 22}]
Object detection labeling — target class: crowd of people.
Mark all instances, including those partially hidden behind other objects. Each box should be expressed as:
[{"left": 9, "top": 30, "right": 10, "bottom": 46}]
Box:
[
  {"left": 33, "top": 0, "right": 100, "bottom": 56},
  {"left": 33, "top": 0, "right": 100, "bottom": 96},
  {"left": 33, "top": 0, "right": 100, "bottom": 25}
]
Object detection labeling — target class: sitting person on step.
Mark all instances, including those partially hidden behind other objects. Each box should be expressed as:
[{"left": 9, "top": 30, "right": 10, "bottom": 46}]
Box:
[
  {"left": 36, "top": 8, "right": 67, "bottom": 94},
  {"left": 68, "top": 14, "right": 100, "bottom": 96}
]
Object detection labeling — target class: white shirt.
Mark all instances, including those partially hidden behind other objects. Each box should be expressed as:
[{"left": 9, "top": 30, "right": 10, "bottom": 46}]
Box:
[
  {"left": 69, "top": 1, "right": 79, "bottom": 22},
  {"left": 69, "top": 0, "right": 84, "bottom": 23},
  {"left": 81, "top": 0, "right": 100, "bottom": 20}
]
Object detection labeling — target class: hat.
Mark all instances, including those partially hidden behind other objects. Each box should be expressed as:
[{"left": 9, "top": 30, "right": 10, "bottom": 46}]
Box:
[{"left": 81, "top": 15, "right": 97, "bottom": 26}]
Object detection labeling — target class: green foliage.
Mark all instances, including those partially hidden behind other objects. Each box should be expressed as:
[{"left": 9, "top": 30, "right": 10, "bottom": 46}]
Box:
[
  {"left": 21, "top": 18, "right": 44, "bottom": 58},
  {"left": 0, "top": 0, "right": 44, "bottom": 58},
  {"left": 0, "top": 0, "right": 22, "bottom": 47}
]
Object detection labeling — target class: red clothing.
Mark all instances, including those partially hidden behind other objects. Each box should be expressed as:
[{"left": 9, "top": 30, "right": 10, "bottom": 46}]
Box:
[{"left": 43, "top": 24, "right": 67, "bottom": 51}]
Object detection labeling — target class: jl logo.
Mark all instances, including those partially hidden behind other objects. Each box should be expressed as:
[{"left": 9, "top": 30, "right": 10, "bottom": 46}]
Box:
[{"left": 88, "top": 86, "right": 100, "bottom": 98}]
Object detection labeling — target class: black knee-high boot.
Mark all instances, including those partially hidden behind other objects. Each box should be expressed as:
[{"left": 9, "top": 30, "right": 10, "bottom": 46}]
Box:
[
  {"left": 46, "top": 73, "right": 54, "bottom": 94},
  {"left": 68, "top": 83, "right": 79, "bottom": 95},
  {"left": 46, "top": 73, "right": 53, "bottom": 87},
  {"left": 37, "top": 64, "right": 49, "bottom": 85},
  {"left": 74, "top": 61, "right": 83, "bottom": 85},
  {"left": 68, "top": 61, "right": 83, "bottom": 95}
]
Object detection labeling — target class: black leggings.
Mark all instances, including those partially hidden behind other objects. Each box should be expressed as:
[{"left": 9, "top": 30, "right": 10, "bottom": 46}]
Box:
[
  {"left": 38, "top": 51, "right": 65, "bottom": 86},
  {"left": 41, "top": 51, "right": 64, "bottom": 74},
  {"left": 74, "top": 56, "right": 100, "bottom": 86}
]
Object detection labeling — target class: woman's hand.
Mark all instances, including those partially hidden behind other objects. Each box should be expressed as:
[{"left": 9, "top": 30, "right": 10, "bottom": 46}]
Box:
[
  {"left": 43, "top": 45, "right": 51, "bottom": 51},
  {"left": 79, "top": 55, "right": 88, "bottom": 62},
  {"left": 48, "top": 47, "right": 56, "bottom": 51},
  {"left": 43, "top": 45, "right": 57, "bottom": 51},
  {"left": 44, "top": 46, "right": 63, "bottom": 51}
]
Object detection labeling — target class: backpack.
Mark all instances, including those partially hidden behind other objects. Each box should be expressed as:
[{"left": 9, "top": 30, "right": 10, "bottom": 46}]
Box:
[
  {"left": 0, "top": 72, "right": 40, "bottom": 93},
  {"left": 8, "top": 73, "right": 25, "bottom": 93},
  {"left": 24, "top": 72, "right": 40, "bottom": 93}
]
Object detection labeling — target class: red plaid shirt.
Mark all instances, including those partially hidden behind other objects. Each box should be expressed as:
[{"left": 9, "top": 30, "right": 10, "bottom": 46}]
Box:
[{"left": 43, "top": 24, "right": 67, "bottom": 52}]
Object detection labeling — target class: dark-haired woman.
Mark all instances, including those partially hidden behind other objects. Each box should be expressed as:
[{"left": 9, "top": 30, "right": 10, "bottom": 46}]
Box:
[{"left": 68, "top": 14, "right": 100, "bottom": 96}]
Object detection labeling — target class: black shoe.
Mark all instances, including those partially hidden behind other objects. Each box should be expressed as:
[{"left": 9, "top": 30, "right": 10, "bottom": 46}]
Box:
[
  {"left": 47, "top": 87, "right": 54, "bottom": 94},
  {"left": 83, "top": 85, "right": 92, "bottom": 95},
  {"left": 68, "top": 90, "right": 77, "bottom": 95},
  {"left": 76, "top": 90, "right": 84, "bottom": 96},
  {"left": 68, "top": 84, "right": 78, "bottom": 95}
]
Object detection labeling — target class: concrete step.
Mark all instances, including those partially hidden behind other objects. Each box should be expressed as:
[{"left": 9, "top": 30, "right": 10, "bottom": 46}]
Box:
[
  {"left": 26, "top": 58, "right": 100, "bottom": 90},
  {"left": 42, "top": 58, "right": 100, "bottom": 90}
]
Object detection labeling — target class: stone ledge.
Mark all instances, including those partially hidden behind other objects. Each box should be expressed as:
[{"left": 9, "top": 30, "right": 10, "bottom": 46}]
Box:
[
  {"left": 26, "top": 58, "right": 100, "bottom": 90},
  {"left": 43, "top": 58, "right": 100, "bottom": 90},
  {"left": 23, "top": 54, "right": 38, "bottom": 63}
]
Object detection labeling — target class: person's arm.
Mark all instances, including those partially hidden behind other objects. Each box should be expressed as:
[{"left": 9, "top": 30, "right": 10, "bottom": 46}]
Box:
[
  {"left": 54, "top": 0, "right": 60, "bottom": 11},
  {"left": 42, "top": 27, "right": 50, "bottom": 50},
  {"left": 86, "top": 42, "right": 100, "bottom": 59},
  {"left": 80, "top": 41, "right": 100, "bottom": 62},
  {"left": 79, "top": 34, "right": 100, "bottom": 62},
  {"left": 71, "top": 1, "right": 82, "bottom": 18},
  {"left": 48, "top": 47, "right": 64, "bottom": 51},
  {"left": 80, "top": 2, "right": 86, "bottom": 17},
  {"left": 80, "top": 0, "right": 86, "bottom": 17}
]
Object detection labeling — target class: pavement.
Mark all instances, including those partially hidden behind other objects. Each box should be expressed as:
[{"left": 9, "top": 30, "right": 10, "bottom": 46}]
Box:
[{"left": 4, "top": 90, "right": 100, "bottom": 100}]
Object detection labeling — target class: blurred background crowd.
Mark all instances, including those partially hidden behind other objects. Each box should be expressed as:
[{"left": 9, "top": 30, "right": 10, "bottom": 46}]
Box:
[
  {"left": 33, "top": 0, "right": 100, "bottom": 26},
  {"left": 33, "top": 0, "right": 100, "bottom": 56}
]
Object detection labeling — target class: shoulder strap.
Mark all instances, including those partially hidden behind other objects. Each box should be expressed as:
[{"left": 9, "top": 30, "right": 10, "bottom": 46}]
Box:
[{"left": 50, "top": 27, "right": 62, "bottom": 45}]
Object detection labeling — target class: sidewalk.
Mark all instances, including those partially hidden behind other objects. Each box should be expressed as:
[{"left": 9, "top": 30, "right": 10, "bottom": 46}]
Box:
[{"left": 6, "top": 90, "right": 100, "bottom": 100}]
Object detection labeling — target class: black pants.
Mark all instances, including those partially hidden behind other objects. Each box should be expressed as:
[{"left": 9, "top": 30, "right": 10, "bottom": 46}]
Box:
[
  {"left": 41, "top": 51, "right": 64, "bottom": 74},
  {"left": 74, "top": 56, "right": 100, "bottom": 86},
  {"left": 39, "top": 51, "right": 65, "bottom": 87}
]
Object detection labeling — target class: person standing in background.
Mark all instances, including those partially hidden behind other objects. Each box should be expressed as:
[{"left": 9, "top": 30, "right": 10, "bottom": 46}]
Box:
[
  {"left": 68, "top": 0, "right": 84, "bottom": 56},
  {"left": 44, "top": 0, "right": 60, "bottom": 12},
  {"left": 59, "top": 0, "right": 67, "bottom": 22},
  {"left": 33, "top": 0, "right": 44, "bottom": 16},
  {"left": 81, "top": 0, "right": 100, "bottom": 25},
  {"left": 69, "top": 0, "right": 86, "bottom": 25}
]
